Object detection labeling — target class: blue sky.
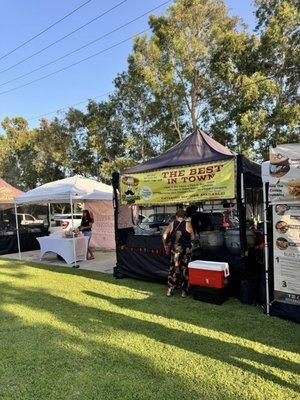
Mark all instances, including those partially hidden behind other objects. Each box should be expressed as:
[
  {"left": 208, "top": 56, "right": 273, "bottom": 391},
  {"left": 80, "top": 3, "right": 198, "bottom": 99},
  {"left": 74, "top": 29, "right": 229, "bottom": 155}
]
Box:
[{"left": 0, "top": 0, "right": 256, "bottom": 129}]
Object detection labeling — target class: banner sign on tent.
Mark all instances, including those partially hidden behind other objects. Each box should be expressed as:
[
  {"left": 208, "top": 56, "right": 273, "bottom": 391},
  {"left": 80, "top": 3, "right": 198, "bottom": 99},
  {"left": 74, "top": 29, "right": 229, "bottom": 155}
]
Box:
[
  {"left": 272, "top": 204, "right": 300, "bottom": 305},
  {"left": 120, "top": 160, "right": 235, "bottom": 205},
  {"left": 268, "top": 144, "right": 300, "bottom": 203}
]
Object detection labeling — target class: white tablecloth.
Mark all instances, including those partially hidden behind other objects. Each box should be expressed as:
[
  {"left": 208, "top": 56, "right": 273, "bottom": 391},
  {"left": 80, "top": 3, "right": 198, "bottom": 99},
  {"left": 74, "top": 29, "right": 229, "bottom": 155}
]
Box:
[{"left": 37, "top": 236, "right": 89, "bottom": 264}]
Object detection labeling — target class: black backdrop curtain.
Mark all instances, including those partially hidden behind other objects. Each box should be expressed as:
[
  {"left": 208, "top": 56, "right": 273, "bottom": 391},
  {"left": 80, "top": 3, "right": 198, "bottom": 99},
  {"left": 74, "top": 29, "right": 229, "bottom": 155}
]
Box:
[{"left": 0, "top": 229, "right": 48, "bottom": 256}]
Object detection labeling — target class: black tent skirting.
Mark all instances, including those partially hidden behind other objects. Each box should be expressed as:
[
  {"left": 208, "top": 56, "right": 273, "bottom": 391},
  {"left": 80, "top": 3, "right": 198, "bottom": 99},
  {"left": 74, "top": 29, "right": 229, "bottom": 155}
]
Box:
[
  {"left": 0, "top": 230, "right": 48, "bottom": 256},
  {"left": 114, "top": 243, "right": 254, "bottom": 298},
  {"left": 270, "top": 301, "right": 300, "bottom": 324}
]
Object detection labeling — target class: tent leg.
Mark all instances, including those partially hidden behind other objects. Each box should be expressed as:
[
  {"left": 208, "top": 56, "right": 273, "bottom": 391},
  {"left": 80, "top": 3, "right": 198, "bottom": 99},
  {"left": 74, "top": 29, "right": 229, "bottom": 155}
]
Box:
[
  {"left": 236, "top": 157, "right": 247, "bottom": 256},
  {"left": 48, "top": 203, "right": 51, "bottom": 231},
  {"left": 14, "top": 202, "right": 21, "bottom": 260},
  {"left": 70, "top": 196, "right": 79, "bottom": 268},
  {"left": 263, "top": 182, "right": 270, "bottom": 315}
]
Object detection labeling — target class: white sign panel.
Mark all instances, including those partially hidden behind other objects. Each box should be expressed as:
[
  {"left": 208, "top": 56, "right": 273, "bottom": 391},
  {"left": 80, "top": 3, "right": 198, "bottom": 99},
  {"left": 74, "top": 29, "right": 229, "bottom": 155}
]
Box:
[
  {"left": 272, "top": 204, "right": 300, "bottom": 305},
  {"left": 269, "top": 143, "right": 300, "bottom": 203}
]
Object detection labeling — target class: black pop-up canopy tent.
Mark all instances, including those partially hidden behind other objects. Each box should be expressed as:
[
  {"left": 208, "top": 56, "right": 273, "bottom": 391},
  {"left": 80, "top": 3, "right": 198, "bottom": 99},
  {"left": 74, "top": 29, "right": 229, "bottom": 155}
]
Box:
[
  {"left": 126, "top": 130, "right": 234, "bottom": 172},
  {"left": 125, "top": 130, "right": 260, "bottom": 176},
  {"left": 113, "top": 130, "right": 262, "bottom": 295}
]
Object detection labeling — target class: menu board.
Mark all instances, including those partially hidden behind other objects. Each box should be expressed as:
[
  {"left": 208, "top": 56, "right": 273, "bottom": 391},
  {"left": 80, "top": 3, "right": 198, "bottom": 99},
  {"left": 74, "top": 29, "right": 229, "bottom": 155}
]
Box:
[
  {"left": 269, "top": 144, "right": 300, "bottom": 203},
  {"left": 273, "top": 204, "right": 300, "bottom": 305}
]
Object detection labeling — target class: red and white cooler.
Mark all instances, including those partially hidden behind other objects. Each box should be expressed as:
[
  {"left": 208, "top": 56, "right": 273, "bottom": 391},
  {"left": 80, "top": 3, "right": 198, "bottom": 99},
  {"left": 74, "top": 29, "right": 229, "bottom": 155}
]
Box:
[{"left": 188, "top": 260, "right": 229, "bottom": 289}]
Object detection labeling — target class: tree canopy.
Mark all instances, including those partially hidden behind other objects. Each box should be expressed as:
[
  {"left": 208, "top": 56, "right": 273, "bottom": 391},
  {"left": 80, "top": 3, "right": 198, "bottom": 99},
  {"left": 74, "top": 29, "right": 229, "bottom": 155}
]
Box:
[{"left": 1, "top": 0, "right": 299, "bottom": 189}]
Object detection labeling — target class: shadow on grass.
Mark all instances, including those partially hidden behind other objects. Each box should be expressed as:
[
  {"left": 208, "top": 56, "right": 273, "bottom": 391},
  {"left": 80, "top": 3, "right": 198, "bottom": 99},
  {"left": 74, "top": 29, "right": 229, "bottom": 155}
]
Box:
[
  {"left": 10, "top": 261, "right": 300, "bottom": 349},
  {"left": 0, "top": 284, "right": 248, "bottom": 400},
  {"left": 1, "top": 260, "right": 299, "bottom": 354},
  {"left": 0, "top": 311, "right": 204, "bottom": 400},
  {"left": 0, "top": 281, "right": 299, "bottom": 396}
]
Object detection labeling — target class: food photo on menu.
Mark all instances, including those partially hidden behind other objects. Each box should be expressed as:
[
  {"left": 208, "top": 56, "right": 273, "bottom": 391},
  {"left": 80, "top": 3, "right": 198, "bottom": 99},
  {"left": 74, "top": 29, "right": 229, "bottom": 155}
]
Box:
[
  {"left": 276, "top": 237, "right": 300, "bottom": 250},
  {"left": 275, "top": 221, "right": 289, "bottom": 234},
  {"left": 286, "top": 179, "right": 300, "bottom": 198},
  {"left": 275, "top": 204, "right": 289, "bottom": 215},
  {"left": 276, "top": 237, "right": 289, "bottom": 250},
  {"left": 269, "top": 144, "right": 300, "bottom": 202},
  {"left": 275, "top": 204, "right": 300, "bottom": 218},
  {"left": 275, "top": 221, "right": 300, "bottom": 234},
  {"left": 269, "top": 152, "right": 290, "bottom": 178}
]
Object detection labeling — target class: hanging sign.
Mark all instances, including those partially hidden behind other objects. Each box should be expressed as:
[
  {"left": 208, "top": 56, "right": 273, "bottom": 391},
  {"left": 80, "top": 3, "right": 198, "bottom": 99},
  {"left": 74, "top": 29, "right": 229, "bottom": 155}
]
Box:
[
  {"left": 120, "top": 159, "right": 235, "bottom": 205},
  {"left": 272, "top": 204, "right": 300, "bottom": 305},
  {"left": 268, "top": 144, "right": 300, "bottom": 203}
]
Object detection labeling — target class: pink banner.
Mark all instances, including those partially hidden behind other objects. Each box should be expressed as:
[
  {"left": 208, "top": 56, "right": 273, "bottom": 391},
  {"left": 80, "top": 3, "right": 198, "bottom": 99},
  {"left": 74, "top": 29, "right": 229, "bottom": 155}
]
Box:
[{"left": 84, "top": 200, "right": 115, "bottom": 250}]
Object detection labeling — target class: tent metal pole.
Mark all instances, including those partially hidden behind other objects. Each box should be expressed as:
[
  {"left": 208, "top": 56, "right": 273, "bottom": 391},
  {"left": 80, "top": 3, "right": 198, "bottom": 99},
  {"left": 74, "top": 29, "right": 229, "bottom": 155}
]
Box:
[
  {"left": 14, "top": 202, "right": 21, "bottom": 260},
  {"left": 70, "top": 195, "right": 78, "bottom": 267},
  {"left": 263, "top": 182, "right": 270, "bottom": 316},
  {"left": 48, "top": 203, "right": 51, "bottom": 230},
  {"left": 236, "top": 156, "right": 247, "bottom": 256},
  {"left": 240, "top": 172, "right": 245, "bottom": 203}
]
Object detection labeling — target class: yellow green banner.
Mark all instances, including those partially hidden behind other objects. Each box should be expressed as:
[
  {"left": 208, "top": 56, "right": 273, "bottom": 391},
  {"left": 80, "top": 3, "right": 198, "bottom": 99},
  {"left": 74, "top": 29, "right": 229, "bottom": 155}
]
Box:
[{"left": 120, "top": 159, "right": 235, "bottom": 205}]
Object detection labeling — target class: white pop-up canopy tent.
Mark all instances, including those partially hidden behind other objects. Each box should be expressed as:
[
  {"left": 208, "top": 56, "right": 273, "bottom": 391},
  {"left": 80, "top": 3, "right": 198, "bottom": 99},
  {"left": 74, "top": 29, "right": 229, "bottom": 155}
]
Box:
[
  {"left": 15, "top": 175, "right": 112, "bottom": 204},
  {"left": 14, "top": 175, "right": 113, "bottom": 263}
]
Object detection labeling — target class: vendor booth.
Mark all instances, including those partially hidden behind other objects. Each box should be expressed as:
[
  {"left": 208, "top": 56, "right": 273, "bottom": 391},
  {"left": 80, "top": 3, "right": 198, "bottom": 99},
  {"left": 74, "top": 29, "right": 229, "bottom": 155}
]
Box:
[
  {"left": 15, "top": 175, "right": 113, "bottom": 265},
  {"left": 0, "top": 178, "right": 47, "bottom": 255},
  {"left": 262, "top": 144, "right": 300, "bottom": 322},
  {"left": 113, "top": 130, "right": 263, "bottom": 300}
]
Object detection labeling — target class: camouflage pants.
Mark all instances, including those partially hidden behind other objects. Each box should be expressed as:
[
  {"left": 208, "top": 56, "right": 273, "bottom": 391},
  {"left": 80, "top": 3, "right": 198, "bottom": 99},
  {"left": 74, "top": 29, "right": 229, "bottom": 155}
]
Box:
[{"left": 167, "top": 246, "right": 191, "bottom": 292}]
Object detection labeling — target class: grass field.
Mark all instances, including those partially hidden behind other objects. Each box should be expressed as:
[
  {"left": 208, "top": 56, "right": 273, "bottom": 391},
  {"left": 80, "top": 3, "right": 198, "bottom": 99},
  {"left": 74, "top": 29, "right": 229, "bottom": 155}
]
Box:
[{"left": 0, "top": 259, "right": 299, "bottom": 400}]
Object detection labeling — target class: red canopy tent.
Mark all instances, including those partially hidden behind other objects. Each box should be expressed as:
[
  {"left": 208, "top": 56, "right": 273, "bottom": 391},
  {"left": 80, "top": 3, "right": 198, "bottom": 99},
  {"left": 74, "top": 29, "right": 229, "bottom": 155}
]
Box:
[
  {"left": 0, "top": 178, "right": 23, "bottom": 208},
  {"left": 0, "top": 179, "right": 49, "bottom": 257}
]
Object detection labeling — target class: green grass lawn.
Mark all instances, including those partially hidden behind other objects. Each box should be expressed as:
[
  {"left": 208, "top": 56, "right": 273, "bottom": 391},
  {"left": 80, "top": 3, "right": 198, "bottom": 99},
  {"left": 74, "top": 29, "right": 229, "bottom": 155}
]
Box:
[{"left": 0, "top": 259, "right": 299, "bottom": 400}]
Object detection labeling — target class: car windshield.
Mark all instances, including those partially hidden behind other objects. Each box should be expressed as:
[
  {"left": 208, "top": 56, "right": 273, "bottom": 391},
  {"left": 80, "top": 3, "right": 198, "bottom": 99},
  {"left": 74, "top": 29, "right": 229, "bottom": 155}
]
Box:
[
  {"left": 143, "top": 214, "right": 172, "bottom": 223},
  {"left": 55, "top": 214, "right": 82, "bottom": 220}
]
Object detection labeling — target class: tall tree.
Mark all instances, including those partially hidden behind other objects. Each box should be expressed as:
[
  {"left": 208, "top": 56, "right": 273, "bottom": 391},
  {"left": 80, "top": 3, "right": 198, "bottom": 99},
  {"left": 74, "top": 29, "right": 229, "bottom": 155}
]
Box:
[
  {"left": 83, "top": 98, "right": 128, "bottom": 182},
  {"left": 62, "top": 108, "right": 94, "bottom": 176},
  {"left": 113, "top": 58, "right": 186, "bottom": 161},
  {"left": 204, "top": 0, "right": 299, "bottom": 158},
  {"left": 0, "top": 117, "right": 39, "bottom": 189},
  {"left": 132, "top": 0, "right": 239, "bottom": 139},
  {"left": 254, "top": 0, "right": 300, "bottom": 147}
]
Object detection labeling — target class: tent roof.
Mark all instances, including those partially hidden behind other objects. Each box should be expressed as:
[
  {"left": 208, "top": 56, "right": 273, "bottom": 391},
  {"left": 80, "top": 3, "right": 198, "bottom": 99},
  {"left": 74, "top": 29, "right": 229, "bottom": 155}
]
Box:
[
  {"left": 0, "top": 178, "right": 23, "bottom": 205},
  {"left": 15, "top": 175, "right": 113, "bottom": 204},
  {"left": 240, "top": 155, "right": 261, "bottom": 177},
  {"left": 125, "top": 130, "right": 235, "bottom": 173}
]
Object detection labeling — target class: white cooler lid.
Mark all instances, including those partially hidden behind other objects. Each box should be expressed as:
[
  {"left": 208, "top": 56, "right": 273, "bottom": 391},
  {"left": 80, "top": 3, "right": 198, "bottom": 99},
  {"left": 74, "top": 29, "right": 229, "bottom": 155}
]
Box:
[{"left": 188, "top": 260, "right": 229, "bottom": 271}]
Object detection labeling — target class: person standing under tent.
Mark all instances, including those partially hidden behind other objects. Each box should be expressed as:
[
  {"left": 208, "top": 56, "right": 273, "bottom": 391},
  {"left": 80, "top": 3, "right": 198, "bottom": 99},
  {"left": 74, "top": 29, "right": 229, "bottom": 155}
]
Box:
[
  {"left": 117, "top": 204, "right": 139, "bottom": 247},
  {"left": 162, "top": 209, "right": 195, "bottom": 297},
  {"left": 78, "top": 210, "right": 94, "bottom": 260},
  {"left": 186, "top": 205, "right": 201, "bottom": 234}
]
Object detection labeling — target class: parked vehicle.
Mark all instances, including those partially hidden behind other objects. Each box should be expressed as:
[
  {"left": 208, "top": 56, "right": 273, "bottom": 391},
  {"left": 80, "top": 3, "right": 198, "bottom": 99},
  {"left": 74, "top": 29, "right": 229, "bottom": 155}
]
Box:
[
  {"left": 16, "top": 213, "right": 44, "bottom": 226},
  {"left": 50, "top": 213, "right": 82, "bottom": 235},
  {"left": 139, "top": 213, "right": 175, "bottom": 231},
  {"left": 138, "top": 214, "right": 145, "bottom": 223}
]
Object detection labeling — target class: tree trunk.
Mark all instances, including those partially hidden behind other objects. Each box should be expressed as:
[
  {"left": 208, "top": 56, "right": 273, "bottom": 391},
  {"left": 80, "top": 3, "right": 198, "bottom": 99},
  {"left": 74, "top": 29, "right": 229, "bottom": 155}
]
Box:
[{"left": 190, "top": 86, "right": 198, "bottom": 131}]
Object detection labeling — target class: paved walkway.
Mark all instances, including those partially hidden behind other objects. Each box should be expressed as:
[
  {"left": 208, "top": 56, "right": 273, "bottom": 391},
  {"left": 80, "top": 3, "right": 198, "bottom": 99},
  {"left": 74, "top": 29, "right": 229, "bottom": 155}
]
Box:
[{"left": 0, "top": 249, "right": 116, "bottom": 274}]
